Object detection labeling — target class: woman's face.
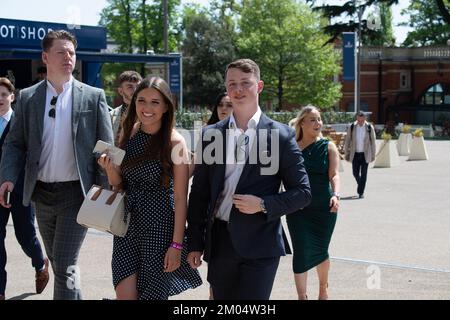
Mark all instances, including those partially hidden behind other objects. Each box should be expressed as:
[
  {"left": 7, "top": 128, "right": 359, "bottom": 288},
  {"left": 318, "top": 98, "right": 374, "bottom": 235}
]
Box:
[
  {"left": 217, "top": 95, "right": 233, "bottom": 121},
  {"left": 301, "top": 110, "right": 322, "bottom": 138},
  {"left": 135, "top": 87, "right": 168, "bottom": 130}
]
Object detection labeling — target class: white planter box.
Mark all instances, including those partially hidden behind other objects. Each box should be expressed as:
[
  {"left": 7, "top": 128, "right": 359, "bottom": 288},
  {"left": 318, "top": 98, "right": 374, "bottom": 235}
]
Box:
[
  {"left": 374, "top": 140, "right": 400, "bottom": 168},
  {"left": 408, "top": 136, "right": 429, "bottom": 161},
  {"left": 397, "top": 133, "right": 412, "bottom": 156}
]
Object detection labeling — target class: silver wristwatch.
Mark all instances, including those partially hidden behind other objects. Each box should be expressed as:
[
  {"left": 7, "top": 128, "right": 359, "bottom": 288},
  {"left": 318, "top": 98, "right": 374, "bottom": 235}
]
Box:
[{"left": 260, "top": 198, "right": 267, "bottom": 213}]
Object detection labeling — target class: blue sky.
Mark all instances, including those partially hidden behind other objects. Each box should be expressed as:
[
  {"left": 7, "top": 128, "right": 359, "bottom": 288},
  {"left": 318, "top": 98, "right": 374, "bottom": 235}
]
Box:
[{"left": 1, "top": 0, "right": 412, "bottom": 45}]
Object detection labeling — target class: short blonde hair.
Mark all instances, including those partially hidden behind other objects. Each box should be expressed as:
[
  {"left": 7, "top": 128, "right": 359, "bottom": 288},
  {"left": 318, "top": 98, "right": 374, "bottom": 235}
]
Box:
[{"left": 293, "top": 105, "right": 321, "bottom": 141}]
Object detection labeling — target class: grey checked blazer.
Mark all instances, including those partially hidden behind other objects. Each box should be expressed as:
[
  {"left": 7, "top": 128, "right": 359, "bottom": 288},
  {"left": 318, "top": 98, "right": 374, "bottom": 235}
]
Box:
[{"left": 0, "top": 79, "right": 114, "bottom": 206}]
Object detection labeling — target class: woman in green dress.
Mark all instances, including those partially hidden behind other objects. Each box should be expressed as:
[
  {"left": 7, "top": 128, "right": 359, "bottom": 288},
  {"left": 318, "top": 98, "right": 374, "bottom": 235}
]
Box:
[{"left": 286, "top": 105, "right": 340, "bottom": 300}]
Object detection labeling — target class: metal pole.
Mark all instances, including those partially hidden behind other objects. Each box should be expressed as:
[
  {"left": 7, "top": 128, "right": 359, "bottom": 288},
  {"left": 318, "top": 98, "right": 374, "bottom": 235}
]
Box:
[
  {"left": 163, "top": 0, "right": 169, "bottom": 81},
  {"left": 356, "top": 5, "right": 362, "bottom": 113}
]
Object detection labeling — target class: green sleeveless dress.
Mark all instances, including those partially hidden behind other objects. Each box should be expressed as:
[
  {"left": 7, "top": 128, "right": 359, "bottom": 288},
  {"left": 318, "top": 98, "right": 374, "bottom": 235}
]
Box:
[{"left": 286, "top": 138, "right": 337, "bottom": 273}]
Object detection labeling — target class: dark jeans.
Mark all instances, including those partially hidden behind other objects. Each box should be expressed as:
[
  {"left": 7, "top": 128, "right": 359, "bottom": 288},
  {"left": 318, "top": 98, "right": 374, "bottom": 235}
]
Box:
[
  {"left": 0, "top": 191, "right": 45, "bottom": 295},
  {"left": 207, "top": 219, "right": 280, "bottom": 300},
  {"left": 352, "top": 152, "right": 369, "bottom": 196}
]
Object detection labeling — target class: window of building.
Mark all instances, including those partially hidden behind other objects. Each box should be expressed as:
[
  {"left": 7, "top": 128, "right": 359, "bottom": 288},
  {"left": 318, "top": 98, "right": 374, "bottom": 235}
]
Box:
[
  {"left": 420, "top": 83, "right": 449, "bottom": 105},
  {"left": 346, "top": 101, "right": 369, "bottom": 112},
  {"left": 399, "top": 71, "right": 411, "bottom": 89}
]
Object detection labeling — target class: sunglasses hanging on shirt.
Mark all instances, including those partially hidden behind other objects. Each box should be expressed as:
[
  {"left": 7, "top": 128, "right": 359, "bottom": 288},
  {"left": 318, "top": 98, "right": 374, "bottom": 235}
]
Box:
[{"left": 48, "top": 96, "right": 58, "bottom": 118}]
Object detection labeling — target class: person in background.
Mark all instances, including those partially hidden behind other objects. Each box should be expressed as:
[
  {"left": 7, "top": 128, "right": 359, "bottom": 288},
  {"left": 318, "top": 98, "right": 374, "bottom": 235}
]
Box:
[
  {"left": 207, "top": 92, "right": 233, "bottom": 125},
  {"left": 0, "top": 77, "right": 49, "bottom": 301},
  {"left": 32, "top": 66, "right": 47, "bottom": 85},
  {"left": 343, "top": 110, "right": 376, "bottom": 199},
  {"left": 98, "top": 76, "right": 202, "bottom": 300},
  {"left": 110, "top": 71, "right": 142, "bottom": 146},
  {"left": 287, "top": 105, "right": 340, "bottom": 300}
]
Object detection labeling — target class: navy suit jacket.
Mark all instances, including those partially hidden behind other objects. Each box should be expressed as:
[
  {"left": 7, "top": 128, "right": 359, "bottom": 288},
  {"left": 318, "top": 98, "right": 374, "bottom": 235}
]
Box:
[
  {"left": 187, "top": 113, "right": 311, "bottom": 261},
  {"left": 0, "top": 113, "right": 25, "bottom": 197}
]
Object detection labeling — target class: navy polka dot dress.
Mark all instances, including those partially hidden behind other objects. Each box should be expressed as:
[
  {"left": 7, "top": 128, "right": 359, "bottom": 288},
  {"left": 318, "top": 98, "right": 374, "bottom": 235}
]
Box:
[{"left": 112, "top": 129, "right": 202, "bottom": 300}]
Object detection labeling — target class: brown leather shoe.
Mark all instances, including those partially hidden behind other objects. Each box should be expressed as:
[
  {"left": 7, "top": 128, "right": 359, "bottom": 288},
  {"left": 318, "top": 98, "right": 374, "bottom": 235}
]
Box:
[{"left": 35, "top": 258, "right": 49, "bottom": 294}]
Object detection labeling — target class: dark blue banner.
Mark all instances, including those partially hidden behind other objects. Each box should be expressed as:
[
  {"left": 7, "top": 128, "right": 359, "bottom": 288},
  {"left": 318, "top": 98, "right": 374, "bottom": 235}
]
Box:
[
  {"left": 169, "top": 56, "right": 181, "bottom": 94},
  {"left": 342, "top": 32, "right": 355, "bottom": 81},
  {"left": 0, "top": 18, "right": 106, "bottom": 51}
]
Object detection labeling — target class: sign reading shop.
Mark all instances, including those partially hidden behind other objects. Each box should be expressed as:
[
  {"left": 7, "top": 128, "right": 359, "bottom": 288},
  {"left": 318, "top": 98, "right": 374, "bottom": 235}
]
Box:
[{"left": 0, "top": 18, "right": 106, "bottom": 51}]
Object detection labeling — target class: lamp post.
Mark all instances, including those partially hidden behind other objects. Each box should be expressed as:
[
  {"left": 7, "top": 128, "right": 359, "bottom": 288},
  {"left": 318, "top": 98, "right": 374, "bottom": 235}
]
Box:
[{"left": 354, "top": 0, "right": 363, "bottom": 114}]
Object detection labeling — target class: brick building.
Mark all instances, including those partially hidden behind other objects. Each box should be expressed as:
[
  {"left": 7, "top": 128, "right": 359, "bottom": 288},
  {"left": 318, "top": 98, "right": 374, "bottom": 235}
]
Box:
[{"left": 340, "top": 46, "right": 450, "bottom": 125}]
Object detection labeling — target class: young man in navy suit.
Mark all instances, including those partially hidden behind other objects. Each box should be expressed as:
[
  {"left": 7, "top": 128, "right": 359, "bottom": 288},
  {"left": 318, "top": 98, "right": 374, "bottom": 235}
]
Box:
[
  {"left": 187, "top": 59, "right": 311, "bottom": 300},
  {"left": 0, "top": 77, "right": 49, "bottom": 300}
]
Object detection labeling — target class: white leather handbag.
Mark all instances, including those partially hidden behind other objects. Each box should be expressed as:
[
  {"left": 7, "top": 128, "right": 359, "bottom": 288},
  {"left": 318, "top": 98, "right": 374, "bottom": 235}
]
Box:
[{"left": 77, "top": 185, "right": 130, "bottom": 237}]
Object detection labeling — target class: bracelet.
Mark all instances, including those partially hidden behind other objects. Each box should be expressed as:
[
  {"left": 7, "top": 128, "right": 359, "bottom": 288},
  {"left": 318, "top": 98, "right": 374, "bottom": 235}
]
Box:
[
  {"left": 332, "top": 192, "right": 340, "bottom": 200},
  {"left": 170, "top": 241, "right": 183, "bottom": 250}
]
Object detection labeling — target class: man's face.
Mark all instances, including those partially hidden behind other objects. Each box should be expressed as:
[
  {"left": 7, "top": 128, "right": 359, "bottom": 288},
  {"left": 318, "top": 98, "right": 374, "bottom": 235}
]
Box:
[
  {"left": 0, "top": 86, "right": 14, "bottom": 115},
  {"left": 357, "top": 115, "right": 366, "bottom": 125},
  {"left": 118, "top": 81, "right": 139, "bottom": 105},
  {"left": 225, "top": 68, "right": 263, "bottom": 108},
  {"left": 42, "top": 39, "right": 76, "bottom": 78}
]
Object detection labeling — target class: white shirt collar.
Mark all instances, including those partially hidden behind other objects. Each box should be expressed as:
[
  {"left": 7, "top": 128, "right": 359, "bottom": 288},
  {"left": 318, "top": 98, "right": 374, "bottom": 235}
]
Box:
[
  {"left": 47, "top": 76, "right": 74, "bottom": 95},
  {"left": 228, "top": 107, "right": 262, "bottom": 131},
  {"left": 1, "top": 108, "right": 13, "bottom": 123}
]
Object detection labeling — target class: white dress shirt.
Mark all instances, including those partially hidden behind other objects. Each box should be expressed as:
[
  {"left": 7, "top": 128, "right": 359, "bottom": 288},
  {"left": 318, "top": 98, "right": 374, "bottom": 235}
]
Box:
[
  {"left": 355, "top": 124, "right": 366, "bottom": 153},
  {"left": 38, "top": 77, "right": 80, "bottom": 183},
  {"left": 214, "top": 107, "right": 262, "bottom": 222}
]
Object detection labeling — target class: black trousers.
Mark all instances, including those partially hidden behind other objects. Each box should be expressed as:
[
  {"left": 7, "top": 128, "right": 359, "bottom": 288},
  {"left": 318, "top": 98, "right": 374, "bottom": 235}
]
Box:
[
  {"left": 352, "top": 152, "right": 369, "bottom": 196},
  {"left": 207, "top": 219, "right": 280, "bottom": 300}
]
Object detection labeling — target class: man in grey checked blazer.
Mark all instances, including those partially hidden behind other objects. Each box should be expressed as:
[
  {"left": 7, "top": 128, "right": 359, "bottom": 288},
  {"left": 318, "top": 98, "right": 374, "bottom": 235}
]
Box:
[{"left": 0, "top": 30, "right": 113, "bottom": 299}]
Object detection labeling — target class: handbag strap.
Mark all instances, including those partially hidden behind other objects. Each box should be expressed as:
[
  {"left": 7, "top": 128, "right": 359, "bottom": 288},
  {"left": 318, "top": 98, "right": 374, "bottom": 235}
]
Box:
[
  {"left": 106, "top": 190, "right": 120, "bottom": 205},
  {"left": 90, "top": 187, "right": 103, "bottom": 201}
]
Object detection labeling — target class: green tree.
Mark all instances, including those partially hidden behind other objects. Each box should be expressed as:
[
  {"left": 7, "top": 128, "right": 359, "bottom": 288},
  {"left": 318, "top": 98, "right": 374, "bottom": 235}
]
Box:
[
  {"left": 99, "top": 0, "right": 181, "bottom": 54},
  {"left": 237, "top": 0, "right": 341, "bottom": 110},
  {"left": 310, "top": 0, "right": 399, "bottom": 44},
  {"left": 401, "top": 0, "right": 450, "bottom": 46},
  {"left": 364, "top": 3, "right": 395, "bottom": 46},
  {"left": 181, "top": 9, "right": 237, "bottom": 108}
]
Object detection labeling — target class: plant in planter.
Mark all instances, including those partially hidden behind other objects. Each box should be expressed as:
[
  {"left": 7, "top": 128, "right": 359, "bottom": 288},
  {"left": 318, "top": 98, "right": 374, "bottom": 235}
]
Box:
[
  {"left": 409, "top": 128, "right": 428, "bottom": 161},
  {"left": 401, "top": 124, "right": 411, "bottom": 134},
  {"left": 398, "top": 124, "right": 413, "bottom": 156},
  {"left": 413, "top": 128, "right": 424, "bottom": 138}
]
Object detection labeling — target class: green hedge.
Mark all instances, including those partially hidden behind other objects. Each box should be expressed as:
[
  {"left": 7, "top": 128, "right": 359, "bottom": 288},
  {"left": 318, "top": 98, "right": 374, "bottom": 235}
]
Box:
[{"left": 175, "top": 109, "right": 356, "bottom": 129}]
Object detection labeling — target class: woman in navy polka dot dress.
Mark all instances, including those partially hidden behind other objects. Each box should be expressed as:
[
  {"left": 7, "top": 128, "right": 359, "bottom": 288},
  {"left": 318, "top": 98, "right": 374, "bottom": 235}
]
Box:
[{"left": 98, "top": 76, "right": 202, "bottom": 300}]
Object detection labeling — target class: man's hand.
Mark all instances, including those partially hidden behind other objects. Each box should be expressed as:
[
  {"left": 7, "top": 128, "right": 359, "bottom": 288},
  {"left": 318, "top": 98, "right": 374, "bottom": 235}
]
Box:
[
  {"left": 232, "top": 194, "right": 263, "bottom": 214},
  {"left": 0, "top": 182, "right": 14, "bottom": 208},
  {"left": 187, "top": 251, "right": 203, "bottom": 269}
]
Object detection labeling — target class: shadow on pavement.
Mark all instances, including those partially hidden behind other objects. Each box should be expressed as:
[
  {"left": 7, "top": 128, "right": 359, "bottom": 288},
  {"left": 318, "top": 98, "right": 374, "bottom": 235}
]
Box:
[{"left": 8, "top": 292, "right": 36, "bottom": 300}]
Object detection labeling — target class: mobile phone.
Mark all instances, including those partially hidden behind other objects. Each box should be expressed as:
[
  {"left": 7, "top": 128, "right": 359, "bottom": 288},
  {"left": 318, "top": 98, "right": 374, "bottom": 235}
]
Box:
[{"left": 4, "top": 191, "right": 11, "bottom": 205}]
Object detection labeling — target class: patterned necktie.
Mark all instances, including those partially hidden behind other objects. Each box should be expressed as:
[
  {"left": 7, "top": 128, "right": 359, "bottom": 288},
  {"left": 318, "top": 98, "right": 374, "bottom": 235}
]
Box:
[{"left": 235, "top": 133, "right": 249, "bottom": 162}]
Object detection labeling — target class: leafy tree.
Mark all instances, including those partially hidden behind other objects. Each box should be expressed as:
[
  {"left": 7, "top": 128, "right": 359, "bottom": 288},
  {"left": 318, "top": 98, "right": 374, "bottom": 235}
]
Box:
[
  {"left": 309, "top": 0, "right": 398, "bottom": 44},
  {"left": 400, "top": 0, "right": 450, "bottom": 46},
  {"left": 181, "top": 9, "right": 237, "bottom": 108},
  {"left": 237, "top": 0, "right": 341, "bottom": 110},
  {"left": 364, "top": 2, "right": 395, "bottom": 46},
  {"left": 436, "top": 0, "right": 450, "bottom": 25}
]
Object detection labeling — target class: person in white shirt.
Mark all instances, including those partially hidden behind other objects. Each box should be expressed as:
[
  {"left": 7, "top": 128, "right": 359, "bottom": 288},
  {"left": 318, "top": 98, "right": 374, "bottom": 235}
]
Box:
[
  {"left": 344, "top": 111, "right": 376, "bottom": 198},
  {"left": 0, "top": 30, "right": 113, "bottom": 300}
]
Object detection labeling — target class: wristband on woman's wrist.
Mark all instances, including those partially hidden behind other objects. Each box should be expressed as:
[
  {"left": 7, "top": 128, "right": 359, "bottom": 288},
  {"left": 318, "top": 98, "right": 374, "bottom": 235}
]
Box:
[
  {"left": 332, "top": 192, "right": 340, "bottom": 200},
  {"left": 170, "top": 241, "right": 183, "bottom": 250}
]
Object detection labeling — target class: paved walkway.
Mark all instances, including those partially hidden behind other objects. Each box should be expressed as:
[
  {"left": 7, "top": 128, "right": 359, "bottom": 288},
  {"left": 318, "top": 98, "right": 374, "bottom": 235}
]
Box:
[{"left": 3, "top": 139, "right": 450, "bottom": 300}]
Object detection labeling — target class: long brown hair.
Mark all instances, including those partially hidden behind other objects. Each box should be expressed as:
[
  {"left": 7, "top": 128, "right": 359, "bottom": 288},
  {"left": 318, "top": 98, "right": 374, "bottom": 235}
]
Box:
[{"left": 119, "top": 76, "right": 175, "bottom": 187}]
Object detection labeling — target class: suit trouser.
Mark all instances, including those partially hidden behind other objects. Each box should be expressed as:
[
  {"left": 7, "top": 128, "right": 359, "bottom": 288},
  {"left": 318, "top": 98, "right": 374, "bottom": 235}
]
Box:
[
  {"left": 0, "top": 192, "right": 45, "bottom": 295},
  {"left": 207, "top": 219, "right": 280, "bottom": 300},
  {"left": 32, "top": 181, "right": 87, "bottom": 300},
  {"left": 352, "top": 152, "right": 369, "bottom": 196}
]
